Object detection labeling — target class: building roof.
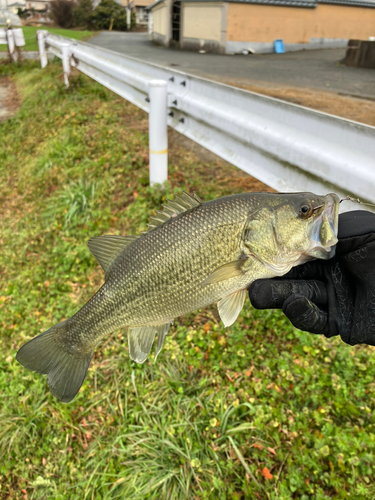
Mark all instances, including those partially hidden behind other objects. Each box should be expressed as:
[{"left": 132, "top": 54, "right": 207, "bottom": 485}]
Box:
[
  {"left": 147, "top": 0, "right": 375, "bottom": 7},
  {"left": 146, "top": 0, "right": 164, "bottom": 9},
  {"left": 147, "top": 0, "right": 315, "bottom": 8},
  {"left": 223, "top": 0, "right": 315, "bottom": 6},
  {"left": 317, "top": 0, "right": 375, "bottom": 7}
]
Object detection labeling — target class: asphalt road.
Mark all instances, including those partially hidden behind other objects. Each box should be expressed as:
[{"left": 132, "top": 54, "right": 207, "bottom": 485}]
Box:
[{"left": 88, "top": 32, "right": 375, "bottom": 99}]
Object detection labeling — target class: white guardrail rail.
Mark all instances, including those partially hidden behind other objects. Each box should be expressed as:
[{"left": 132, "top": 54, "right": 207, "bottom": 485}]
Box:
[{"left": 37, "top": 31, "right": 375, "bottom": 208}]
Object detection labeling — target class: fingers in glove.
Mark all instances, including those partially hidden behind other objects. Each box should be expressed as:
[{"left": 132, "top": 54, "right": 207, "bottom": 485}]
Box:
[
  {"left": 281, "top": 260, "right": 328, "bottom": 281},
  {"left": 249, "top": 279, "right": 327, "bottom": 310},
  {"left": 282, "top": 294, "right": 328, "bottom": 335}
]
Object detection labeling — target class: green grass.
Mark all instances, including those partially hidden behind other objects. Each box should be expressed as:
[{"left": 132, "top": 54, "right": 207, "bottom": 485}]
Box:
[
  {"left": 0, "top": 26, "right": 94, "bottom": 52},
  {"left": 1, "top": 60, "right": 375, "bottom": 500}
]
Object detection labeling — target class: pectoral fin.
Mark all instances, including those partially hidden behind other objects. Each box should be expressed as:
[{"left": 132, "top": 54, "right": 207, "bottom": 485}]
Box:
[
  {"left": 217, "top": 289, "right": 247, "bottom": 327},
  {"left": 128, "top": 322, "right": 171, "bottom": 364},
  {"left": 202, "top": 259, "right": 246, "bottom": 285}
]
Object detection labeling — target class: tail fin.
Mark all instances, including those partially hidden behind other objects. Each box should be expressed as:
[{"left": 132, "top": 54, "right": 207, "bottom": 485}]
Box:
[{"left": 16, "top": 320, "right": 93, "bottom": 403}]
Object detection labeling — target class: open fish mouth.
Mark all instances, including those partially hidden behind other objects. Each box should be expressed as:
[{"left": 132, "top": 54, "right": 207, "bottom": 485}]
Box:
[{"left": 306, "top": 193, "right": 340, "bottom": 260}]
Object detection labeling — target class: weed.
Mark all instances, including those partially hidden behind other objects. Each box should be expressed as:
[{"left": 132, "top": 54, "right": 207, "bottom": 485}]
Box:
[{"left": 56, "top": 179, "right": 98, "bottom": 227}]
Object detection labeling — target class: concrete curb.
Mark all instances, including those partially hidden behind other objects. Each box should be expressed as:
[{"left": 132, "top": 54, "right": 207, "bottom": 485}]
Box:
[{"left": 0, "top": 51, "right": 55, "bottom": 60}]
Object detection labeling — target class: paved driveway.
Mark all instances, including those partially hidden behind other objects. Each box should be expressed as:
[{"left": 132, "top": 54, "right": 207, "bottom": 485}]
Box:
[{"left": 88, "top": 32, "right": 375, "bottom": 99}]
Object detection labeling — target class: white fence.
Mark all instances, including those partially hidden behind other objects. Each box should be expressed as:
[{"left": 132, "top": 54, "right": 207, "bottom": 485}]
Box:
[{"left": 37, "top": 31, "right": 375, "bottom": 207}]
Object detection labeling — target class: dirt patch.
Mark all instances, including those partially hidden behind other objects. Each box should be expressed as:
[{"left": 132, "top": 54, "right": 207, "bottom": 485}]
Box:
[
  {"left": 222, "top": 78, "right": 375, "bottom": 127},
  {"left": 0, "top": 76, "right": 21, "bottom": 121}
]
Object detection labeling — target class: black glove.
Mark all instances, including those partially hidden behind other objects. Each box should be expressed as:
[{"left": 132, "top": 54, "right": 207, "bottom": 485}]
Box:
[{"left": 249, "top": 210, "right": 375, "bottom": 346}]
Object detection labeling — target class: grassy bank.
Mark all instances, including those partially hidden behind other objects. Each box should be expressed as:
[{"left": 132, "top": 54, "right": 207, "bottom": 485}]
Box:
[
  {"left": 0, "top": 27, "right": 94, "bottom": 53},
  {"left": 1, "top": 61, "right": 375, "bottom": 500}
]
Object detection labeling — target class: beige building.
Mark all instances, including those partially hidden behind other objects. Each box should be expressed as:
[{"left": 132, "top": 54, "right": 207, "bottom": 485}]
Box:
[
  {"left": 133, "top": 0, "right": 153, "bottom": 23},
  {"left": 147, "top": 0, "right": 375, "bottom": 53},
  {"left": 120, "top": 0, "right": 154, "bottom": 24}
]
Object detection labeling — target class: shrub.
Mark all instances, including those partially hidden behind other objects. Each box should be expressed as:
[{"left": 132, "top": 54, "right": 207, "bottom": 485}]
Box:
[
  {"left": 72, "top": 0, "right": 92, "bottom": 28},
  {"left": 89, "top": 0, "right": 130, "bottom": 31},
  {"left": 50, "top": 0, "right": 76, "bottom": 28}
]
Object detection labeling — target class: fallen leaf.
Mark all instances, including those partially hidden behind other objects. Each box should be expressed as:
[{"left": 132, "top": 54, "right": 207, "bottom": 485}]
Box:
[
  {"left": 261, "top": 467, "right": 273, "bottom": 480},
  {"left": 253, "top": 442, "right": 263, "bottom": 449},
  {"left": 267, "top": 447, "right": 276, "bottom": 455}
]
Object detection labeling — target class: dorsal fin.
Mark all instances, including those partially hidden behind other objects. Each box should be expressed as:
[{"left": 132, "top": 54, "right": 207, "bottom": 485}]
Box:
[
  {"left": 147, "top": 192, "right": 202, "bottom": 231},
  {"left": 88, "top": 193, "right": 203, "bottom": 274},
  {"left": 87, "top": 235, "right": 137, "bottom": 275}
]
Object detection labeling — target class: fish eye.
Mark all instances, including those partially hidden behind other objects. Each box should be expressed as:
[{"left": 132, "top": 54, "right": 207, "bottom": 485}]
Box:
[{"left": 299, "top": 204, "right": 312, "bottom": 218}]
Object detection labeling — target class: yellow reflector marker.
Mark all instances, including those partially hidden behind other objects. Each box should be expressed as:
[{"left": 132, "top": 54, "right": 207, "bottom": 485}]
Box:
[{"left": 150, "top": 149, "right": 168, "bottom": 155}]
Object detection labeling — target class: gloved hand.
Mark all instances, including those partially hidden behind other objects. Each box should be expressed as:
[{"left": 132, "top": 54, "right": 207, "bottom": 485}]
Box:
[{"left": 249, "top": 210, "right": 375, "bottom": 346}]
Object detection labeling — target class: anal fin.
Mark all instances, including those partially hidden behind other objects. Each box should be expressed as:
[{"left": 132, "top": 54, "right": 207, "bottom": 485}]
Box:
[
  {"left": 217, "top": 289, "right": 247, "bottom": 327},
  {"left": 128, "top": 322, "right": 171, "bottom": 364},
  {"left": 155, "top": 323, "right": 171, "bottom": 360}
]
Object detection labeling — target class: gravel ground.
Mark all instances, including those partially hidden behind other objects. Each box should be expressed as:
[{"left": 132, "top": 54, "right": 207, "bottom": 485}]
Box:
[{"left": 88, "top": 32, "right": 375, "bottom": 100}]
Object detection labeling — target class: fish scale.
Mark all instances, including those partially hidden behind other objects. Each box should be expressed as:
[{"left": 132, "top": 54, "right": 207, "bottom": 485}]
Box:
[{"left": 16, "top": 191, "right": 339, "bottom": 402}]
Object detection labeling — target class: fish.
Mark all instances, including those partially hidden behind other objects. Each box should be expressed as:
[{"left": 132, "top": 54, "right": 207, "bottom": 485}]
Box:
[{"left": 16, "top": 191, "right": 339, "bottom": 402}]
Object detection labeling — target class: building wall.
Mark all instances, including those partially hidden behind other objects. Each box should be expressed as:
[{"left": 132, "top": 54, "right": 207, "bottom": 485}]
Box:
[
  {"left": 135, "top": 0, "right": 155, "bottom": 6},
  {"left": 153, "top": 2, "right": 167, "bottom": 36},
  {"left": 226, "top": 2, "right": 375, "bottom": 44},
  {"left": 182, "top": 2, "right": 223, "bottom": 41},
  {"left": 26, "top": 0, "right": 50, "bottom": 9},
  {"left": 313, "top": 3, "right": 375, "bottom": 41}
]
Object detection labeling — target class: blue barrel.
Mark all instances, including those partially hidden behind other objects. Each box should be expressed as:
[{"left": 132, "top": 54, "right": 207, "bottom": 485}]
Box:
[{"left": 274, "top": 39, "right": 285, "bottom": 54}]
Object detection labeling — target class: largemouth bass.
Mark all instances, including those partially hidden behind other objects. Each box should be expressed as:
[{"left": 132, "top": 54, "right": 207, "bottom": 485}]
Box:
[{"left": 16, "top": 191, "right": 339, "bottom": 402}]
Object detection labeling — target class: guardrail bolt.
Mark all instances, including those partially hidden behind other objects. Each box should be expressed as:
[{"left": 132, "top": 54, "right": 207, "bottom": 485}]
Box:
[
  {"left": 168, "top": 112, "right": 174, "bottom": 117},
  {"left": 172, "top": 100, "right": 177, "bottom": 106},
  {"left": 169, "top": 77, "right": 174, "bottom": 82},
  {"left": 179, "top": 118, "right": 185, "bottom": 123},
  {"left": 180, "top": 81, "right": 186, "bottom": 86}
]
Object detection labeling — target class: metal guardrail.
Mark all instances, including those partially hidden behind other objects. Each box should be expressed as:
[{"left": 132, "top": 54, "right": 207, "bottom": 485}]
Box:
[
  {"left": 38, "top": 32, "right": 375, "bottom": 207},
  {"left": 0, "top": 27, "right": 25, "bottom": 61}
]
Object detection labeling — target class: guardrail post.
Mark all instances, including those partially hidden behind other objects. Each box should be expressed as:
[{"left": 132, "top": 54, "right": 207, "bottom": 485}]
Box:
[
  {"left": 148, "top": 80, "right": 168, "bottom": 186},
  {"left": 61, "top": 43, "right": 71, "bottom": 88},
  {"left": 37, "top": 30, "right": 48, "bottom": 68},
  {"left": 6, "top": 29, "right": 17, "bottom": 62}
]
